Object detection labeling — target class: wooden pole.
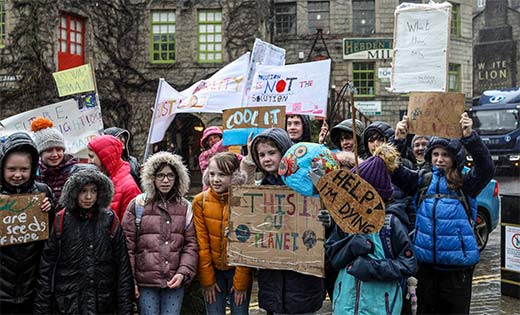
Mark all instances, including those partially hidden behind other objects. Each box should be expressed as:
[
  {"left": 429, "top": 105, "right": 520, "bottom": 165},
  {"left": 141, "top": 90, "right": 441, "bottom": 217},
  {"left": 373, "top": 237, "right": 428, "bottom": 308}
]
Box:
[{"left": 351, "top": 86, "right": 359, "bottom": 173}]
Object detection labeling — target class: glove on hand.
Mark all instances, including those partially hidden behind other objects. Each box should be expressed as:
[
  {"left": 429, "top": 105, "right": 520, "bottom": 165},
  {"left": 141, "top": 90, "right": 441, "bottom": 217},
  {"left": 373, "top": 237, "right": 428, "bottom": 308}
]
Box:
[{"left": 318, "top": 209, "right": 331, "bottom": 228}]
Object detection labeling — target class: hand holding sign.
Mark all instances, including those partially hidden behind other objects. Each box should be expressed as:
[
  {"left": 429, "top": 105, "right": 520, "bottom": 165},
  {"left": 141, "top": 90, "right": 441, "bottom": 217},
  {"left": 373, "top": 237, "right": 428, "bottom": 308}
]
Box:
[{"left": 317, "top": 169, "right": 385, "bottom": 234}]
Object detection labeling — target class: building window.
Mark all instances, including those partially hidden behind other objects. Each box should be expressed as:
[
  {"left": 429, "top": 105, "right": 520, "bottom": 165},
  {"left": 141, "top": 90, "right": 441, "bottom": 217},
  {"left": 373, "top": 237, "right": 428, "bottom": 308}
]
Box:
[
  {"left": 353, "top": 62, "right": 375, "bottom": 96},
  {"left": 151, "top": 11, "right": 176, "bottom": 64},
  {"left": 352, "top": 0, "right": 375, "bottom": 35},
  {"left": 58, "top": 13, "right": 85, "bottom": 71},
  {"left": 198, "top": 9, "right": 223, "bottom": 63},
  {"left": 275, "top": 2, "right": 296, "bottom": 35},
  {"left": 308, "top": 1, "right": 329, "bottom": 33},
  {"left": 448, "top": 63, "right": 461, "bottom": 92},
  {"left": 1, "top": 0, "right": 5, "bottom": 48},
  {"left": 451, "top": 2, "right": 460, "bottom": 37}
]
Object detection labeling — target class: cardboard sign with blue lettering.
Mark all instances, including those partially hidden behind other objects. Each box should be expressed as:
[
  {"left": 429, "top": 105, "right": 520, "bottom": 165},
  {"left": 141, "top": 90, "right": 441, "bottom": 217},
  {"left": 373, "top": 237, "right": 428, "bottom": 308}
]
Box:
[{"left": 222, "top": 106, "right": 285, "bottom": 146}]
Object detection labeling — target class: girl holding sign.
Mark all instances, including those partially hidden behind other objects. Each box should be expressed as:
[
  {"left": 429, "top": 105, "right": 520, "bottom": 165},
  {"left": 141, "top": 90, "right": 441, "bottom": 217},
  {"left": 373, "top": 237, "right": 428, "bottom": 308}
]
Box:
[
  {"left": 392, "top": 113, "right": 495, "bottom": 315},
  {"left": 192, "top": 152, "right": 252, "bottom": 315},
  {"left": 0, "top": 132, "right": 55, "bottom": 314}
]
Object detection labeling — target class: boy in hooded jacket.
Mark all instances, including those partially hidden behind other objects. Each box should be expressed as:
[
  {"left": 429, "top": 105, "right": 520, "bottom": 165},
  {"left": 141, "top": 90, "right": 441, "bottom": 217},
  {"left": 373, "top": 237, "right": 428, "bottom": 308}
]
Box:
[
  {"left": 0, "top": 132, "right": 55, "bottom": 314},
  {"left": 34, "top": 168, "right": 134, "bottom": 314},
  {"left": 325, "top": 144, "right": 417, "bottom": 315},
  {"left": 249, "top": 128, "right": 325, "bottom": 314},
  {"left": 122, "top": 152, "right": 198, "bottom": 315},
  {"left": 87, "top": 135, "right": 141, "bottom": 220},
  {"left": 104, "top": 127, "right": 141, "bottom": 186}
]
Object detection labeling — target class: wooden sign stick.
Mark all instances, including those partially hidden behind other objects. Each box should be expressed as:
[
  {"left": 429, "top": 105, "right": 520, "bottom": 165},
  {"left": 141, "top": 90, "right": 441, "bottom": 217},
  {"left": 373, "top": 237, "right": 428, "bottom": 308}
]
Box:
[{"left": 351, "top": 89, "right": 359, "bottom": 173}]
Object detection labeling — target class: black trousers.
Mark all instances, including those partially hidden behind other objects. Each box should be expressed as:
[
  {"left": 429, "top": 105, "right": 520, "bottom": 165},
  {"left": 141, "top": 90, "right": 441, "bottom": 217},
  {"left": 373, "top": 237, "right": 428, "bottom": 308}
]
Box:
[{"left": 416, "top": 263, "right": 474, "bottom": 315}]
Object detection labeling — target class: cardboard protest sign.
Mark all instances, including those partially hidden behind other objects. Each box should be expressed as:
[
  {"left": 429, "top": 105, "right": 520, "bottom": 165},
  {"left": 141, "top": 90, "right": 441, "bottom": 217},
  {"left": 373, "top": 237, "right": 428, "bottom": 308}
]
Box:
[
  {"left": 227, "top": 185, "right": 324, "bottom": 277},
  {"left": 0, "top": 193, "right": 48, "bottom": 246},
  {"left": 0, "top": 98, "right": 103, "bottom": 158},
  {"left": 317, "top": 169, "right": 385, "bottom": 234},
  {"left": 179, "top": 53, "right": 250, "bottom": 113},
  {"left": 53, "top": 64, "right": 96, "bottom": 97},
  {"left": 222, "top": 106, "right": 285, "bottom": 146},
  {"left": 247, "top": 59, "right": 331, "bottom": 118},
  {"left": 407, "top": 92, "right": 464, "bottom": 138},
  {"left": 389, "top": 2, "right": 451, "bottom": 93}
]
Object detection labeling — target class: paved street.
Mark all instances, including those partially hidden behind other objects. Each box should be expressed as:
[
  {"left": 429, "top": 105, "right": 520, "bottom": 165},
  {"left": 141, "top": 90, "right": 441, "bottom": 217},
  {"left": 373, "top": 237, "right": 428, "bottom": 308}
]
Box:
[{"left": 246, "top": 174, "right": 520, "bottom": 315}]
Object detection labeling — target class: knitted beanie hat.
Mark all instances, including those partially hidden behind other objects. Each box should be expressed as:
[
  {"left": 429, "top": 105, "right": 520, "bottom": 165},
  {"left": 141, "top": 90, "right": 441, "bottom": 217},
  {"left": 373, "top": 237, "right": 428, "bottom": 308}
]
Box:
[
  {"left": 30, "top": 117, "right": 66, "bottom": 154},
  {"left": 351, "top": 143, "right": 400, "bottom": 201}
]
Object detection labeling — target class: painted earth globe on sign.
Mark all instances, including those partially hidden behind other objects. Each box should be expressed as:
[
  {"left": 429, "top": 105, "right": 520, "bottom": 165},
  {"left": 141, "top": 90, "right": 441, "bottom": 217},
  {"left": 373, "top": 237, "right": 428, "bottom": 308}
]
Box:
[{"left": 279, "top": 142, "right": 339, "bottom": 196}]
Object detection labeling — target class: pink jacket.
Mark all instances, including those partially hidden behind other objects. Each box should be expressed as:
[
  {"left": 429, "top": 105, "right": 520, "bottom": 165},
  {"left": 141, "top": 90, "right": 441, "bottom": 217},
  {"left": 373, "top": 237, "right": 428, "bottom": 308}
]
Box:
[{"left": 88, "top": 135, "right": 141, "bottom": 220}]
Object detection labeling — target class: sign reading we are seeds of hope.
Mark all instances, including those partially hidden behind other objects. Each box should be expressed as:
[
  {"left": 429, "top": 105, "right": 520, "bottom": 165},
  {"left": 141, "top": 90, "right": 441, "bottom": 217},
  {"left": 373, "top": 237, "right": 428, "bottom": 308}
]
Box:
[
  {"left": 317, "top": 169, "right": 385, "bottom": 234},
  {"left": 408, "top": 92, "right": 464, "bottom": 138},
  {"left": 0, "top": 98, "right": 103, "bottom": 157},
  {"left": 0, "top": 193, "right": 48, "bottom": 246},
  {"left": 247, "top": 59, "right": 331, "bottom": 117},
  {"left": 227, "top": 185, "right": 324, "bottom": 277},
  {"left": 222, "top": 106, "right": 285, "bottom": 146}
]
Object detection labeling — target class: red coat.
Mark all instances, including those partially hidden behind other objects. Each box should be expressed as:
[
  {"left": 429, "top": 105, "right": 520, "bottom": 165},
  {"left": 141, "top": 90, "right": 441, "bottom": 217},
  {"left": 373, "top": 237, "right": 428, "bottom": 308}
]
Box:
[{"left": 88, "top": 135, "right": 141, "bottom": 219}]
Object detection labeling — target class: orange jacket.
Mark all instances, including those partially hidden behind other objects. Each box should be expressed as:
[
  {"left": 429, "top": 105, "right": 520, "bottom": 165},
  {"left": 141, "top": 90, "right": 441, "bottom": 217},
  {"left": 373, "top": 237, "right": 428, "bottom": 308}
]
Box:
[{"left": 192, "top": 188, "right": 251, "bottom": 291}]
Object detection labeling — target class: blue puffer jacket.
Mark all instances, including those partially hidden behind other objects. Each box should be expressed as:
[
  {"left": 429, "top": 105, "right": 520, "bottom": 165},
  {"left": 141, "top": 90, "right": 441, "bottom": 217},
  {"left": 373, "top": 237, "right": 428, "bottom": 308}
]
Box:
[
  {"left": 325, "top": 199, "right": 417, "bottom": 315},
  {"left": 391, "top": 131, "right": 495, "bottom": 268}
]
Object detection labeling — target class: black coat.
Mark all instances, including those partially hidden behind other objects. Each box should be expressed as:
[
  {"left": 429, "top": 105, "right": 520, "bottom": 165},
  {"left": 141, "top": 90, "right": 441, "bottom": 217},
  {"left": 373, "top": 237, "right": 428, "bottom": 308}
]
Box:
[
  {"left": 0, "top": 132, "right": 56, "bottom": 309},
  {"left": 34, "top": 209, "right": 134, "bottom": 314}
]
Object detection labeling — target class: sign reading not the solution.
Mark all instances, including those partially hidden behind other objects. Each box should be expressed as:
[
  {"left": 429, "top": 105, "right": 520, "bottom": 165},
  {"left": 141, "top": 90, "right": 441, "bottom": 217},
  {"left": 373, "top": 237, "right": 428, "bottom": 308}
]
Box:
[
  {"left": 227, "top": 185, "right": 324, "bottom": 277},
  {"left": 407, "top": 92, "right": 464, "bottom": 138},
  {"left": 317, "top": 169, "right": 385, "bottom": 234},
  {"left": 0, "top": 193, "right": 48, "bottom": 246},
  {"left": 222, "top": 106, "right": 285, "bottom": 146}
]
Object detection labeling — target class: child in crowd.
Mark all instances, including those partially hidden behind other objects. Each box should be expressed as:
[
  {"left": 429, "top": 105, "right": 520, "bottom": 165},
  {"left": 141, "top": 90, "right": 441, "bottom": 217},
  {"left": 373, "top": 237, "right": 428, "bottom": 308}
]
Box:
[
  {"left": 31, "top": 117, "right": 79, "bottom": 204},
  {"left": 392, "top": 113, "right": 494, "bottom": 314},
  {"left": 104, "top": 127, "right": 141, "bottom": 186},
  {"left": 198, "top": 126, "right": 226, "bottom": 181},
  {"left": 325, "top": 144, "right": 417, "bottom": 315},
  {"left": 87, "top": 135, "right": 141, "bottom": 220},
  {"left": 0, "top": 132, "right": 55, "bottom": 314},
  {"left": 192, "top": 152, "right": 252, "bottom": 315},
  {"left": 122, "top": 152, "right": 198, "bottom": 315},
  {"left": 285, "top": 114, "right": 311, "bottom": 143},
  {"left": 249, "top": 128, "right": 325, "bottom": 314},
  {"left": 34, "top": 168, "right": 134, "bottom": 314}
]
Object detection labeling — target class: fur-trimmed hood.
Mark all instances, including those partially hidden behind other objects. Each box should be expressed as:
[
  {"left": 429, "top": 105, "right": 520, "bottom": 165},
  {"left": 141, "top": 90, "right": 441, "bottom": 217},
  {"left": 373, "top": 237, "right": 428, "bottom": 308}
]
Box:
[
  {"left": 141, "top": 152, "right": 190, "bottom": 201},
  {"left": 60, "top": 169, "right": 114, "bottom": 212}
]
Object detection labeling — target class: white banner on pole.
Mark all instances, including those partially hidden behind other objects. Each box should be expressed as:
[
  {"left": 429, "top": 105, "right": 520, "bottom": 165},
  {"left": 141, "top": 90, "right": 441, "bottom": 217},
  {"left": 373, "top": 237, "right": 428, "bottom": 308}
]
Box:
[
  {"left": 178, "top": 53, "right": 250, "bottom": 113},
  {"left": 247, "top": 59, "right": 331, "bottom": 117},
  {"left": 389, "top": 2, "right": 451, "bottom": 93},
  {"left": 149, "top": 79, "right": 186, "bottom": 144},
  {"left": 0, "top": 99, "right": 103, "bottom": 157}
]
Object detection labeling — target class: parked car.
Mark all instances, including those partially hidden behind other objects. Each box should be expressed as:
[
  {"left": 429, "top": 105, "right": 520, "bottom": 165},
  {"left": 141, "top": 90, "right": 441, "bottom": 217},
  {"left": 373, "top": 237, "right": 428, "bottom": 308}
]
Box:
[{"left": 466, "top": 166, "right": 500, "bottom": 251}]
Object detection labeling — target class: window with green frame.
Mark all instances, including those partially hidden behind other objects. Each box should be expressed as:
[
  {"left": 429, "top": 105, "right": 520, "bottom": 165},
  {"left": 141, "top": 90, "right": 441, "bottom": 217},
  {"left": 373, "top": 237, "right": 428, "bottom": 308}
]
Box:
[
  {"left": 198, "top": 9, "right": 223, "bottom": 63},
  {"left": 353, "top": 62, "right": 375, "bottom": 96},
  {"left": 150, "top": 10, "right": 176, "bottom": 63},
  {"left": 450, "top": 2, "right": 460, "bottom": 37},
  {"left": 1, "top": 0, "right": 5, "bottom": 48},
  {"left": 448, "top": 63, "right": 461, "bottom": 92}
]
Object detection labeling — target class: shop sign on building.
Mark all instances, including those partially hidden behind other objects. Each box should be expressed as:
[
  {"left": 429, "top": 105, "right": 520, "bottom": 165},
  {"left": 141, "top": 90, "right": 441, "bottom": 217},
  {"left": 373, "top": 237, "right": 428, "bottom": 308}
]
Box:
[
  {"left": 355, "top": 101, "right": 382, "bottom": 116},
  {"left": 378, "top": 68, "right": 392, "bottom": 82},
  {"left": 343, "top": 38, "right": 393, "bottom": 60}
]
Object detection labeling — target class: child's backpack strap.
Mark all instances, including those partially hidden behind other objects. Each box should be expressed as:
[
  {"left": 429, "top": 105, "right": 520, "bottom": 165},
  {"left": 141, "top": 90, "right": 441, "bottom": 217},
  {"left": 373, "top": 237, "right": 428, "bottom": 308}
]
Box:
[
  {"left": 109, "top": 214, "right": 119, "bottom": 239},
  {"left": 379, "top": 214, "right": 394, "bottom": 259},
  {"left": 54, "top": 209, "right": 66, "bottom": 238}
]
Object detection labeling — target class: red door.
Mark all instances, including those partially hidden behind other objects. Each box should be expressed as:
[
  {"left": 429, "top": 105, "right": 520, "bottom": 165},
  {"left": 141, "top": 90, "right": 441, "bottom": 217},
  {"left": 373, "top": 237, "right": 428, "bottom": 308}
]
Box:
[{"left": 58, "top": 13, "right": 85, "bottom": 71}]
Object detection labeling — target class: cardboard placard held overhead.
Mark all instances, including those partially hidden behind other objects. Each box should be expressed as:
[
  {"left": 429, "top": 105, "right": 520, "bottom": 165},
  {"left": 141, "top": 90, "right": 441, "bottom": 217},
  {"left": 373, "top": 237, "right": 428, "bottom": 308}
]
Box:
[
  {"left": 407, "top": 92, "right": 464, "bottom": 138},
  {"left": 317, "top": 170, "right": 385, "bottom": 234},
  {"left": 222, "top": 106, "right": 285, "bottom": 146},
  {"left": 227, "top": 185, "right": 324, "bottom": 278},
  {"left": 0, "top": 193, "right": 48, "bottom": 246}
]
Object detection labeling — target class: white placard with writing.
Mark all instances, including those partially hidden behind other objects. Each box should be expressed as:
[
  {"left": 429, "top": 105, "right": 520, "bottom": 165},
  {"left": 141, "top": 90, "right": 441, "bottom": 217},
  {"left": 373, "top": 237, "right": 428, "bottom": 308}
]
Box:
[{"left": 389, "top": 2, "right": 451, "bottom": 93}]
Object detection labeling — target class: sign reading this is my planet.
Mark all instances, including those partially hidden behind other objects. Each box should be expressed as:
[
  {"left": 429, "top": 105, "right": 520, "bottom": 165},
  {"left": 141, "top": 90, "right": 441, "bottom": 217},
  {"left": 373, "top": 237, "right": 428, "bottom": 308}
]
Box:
[{"left": 317, "top": 169, "right": 385, "bottom": 234}]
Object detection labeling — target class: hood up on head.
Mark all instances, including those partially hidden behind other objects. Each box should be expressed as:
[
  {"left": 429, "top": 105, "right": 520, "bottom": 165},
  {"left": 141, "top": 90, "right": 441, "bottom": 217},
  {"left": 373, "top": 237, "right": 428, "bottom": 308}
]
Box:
[
  {"left": 141, "top": 151, "right": 190, "bottom": 201},
  {"left": 60, "top": 168, "right": 114, "bottom": 213}
]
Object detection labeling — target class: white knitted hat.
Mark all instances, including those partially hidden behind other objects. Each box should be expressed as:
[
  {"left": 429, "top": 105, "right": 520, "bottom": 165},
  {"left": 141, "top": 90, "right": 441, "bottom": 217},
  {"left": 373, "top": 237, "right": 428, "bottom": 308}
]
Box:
[{"left": 30, "top": 117, "right": 66, "bottom": 154}]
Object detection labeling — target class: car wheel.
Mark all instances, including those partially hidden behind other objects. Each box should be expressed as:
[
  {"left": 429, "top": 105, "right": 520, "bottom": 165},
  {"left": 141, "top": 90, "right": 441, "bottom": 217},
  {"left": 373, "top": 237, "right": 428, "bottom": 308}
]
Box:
[{"left": 474, "top": 209, "right": 490, "bottom": 252}]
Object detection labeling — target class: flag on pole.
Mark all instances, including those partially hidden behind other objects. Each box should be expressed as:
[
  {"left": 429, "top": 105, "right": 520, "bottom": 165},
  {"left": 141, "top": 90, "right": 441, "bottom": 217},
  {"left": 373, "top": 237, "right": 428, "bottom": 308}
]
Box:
[
  {"left": 148, "top": 79, "right": 186, "bottom": 144},
  {"left": 52, "top": 64, "right": 96, "bottom": 97}
]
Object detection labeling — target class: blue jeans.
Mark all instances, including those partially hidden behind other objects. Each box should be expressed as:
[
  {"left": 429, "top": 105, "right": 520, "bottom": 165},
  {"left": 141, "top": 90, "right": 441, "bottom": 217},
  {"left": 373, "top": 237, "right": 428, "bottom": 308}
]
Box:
[
  {"left": 205, "top": 269, "right": 252, "bottom": 315},
  {"left": 139, "top": 286, "right": 185, "bottom": 315}
]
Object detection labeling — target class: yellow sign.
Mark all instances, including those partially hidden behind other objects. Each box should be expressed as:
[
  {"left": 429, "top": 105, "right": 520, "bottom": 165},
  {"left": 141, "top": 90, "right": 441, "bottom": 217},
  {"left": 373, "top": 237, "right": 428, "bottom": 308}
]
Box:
[{"left": 53, "top": 64, "right": 95, "bottom": 97}]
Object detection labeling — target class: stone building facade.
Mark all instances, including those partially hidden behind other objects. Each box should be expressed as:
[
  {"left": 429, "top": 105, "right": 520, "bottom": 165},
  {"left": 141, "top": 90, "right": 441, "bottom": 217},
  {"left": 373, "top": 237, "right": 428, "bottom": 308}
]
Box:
[
  {"left": 473, "top": 0, "right": 519, "bottom": 97},
  {"left": 0, "top": 0, "right": 270, "bottom": 184},
  {"left": 271, "top": 0, "right": 474, "bottom": 127}
]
